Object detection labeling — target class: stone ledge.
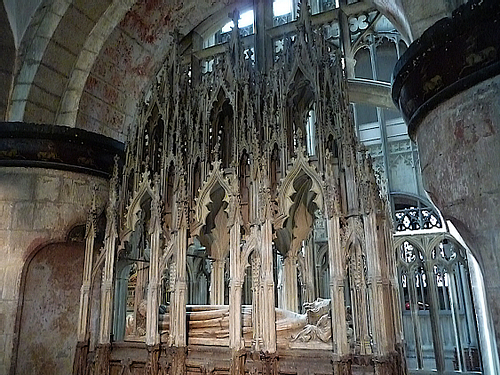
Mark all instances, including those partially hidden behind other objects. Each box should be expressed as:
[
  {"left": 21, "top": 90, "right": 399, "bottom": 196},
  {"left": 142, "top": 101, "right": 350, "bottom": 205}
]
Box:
[
  {"left": 392, "top": 0, "right": 500, "bottom": 138},
  {"left": 0, "top": 122, "right": 124, "bottom": 177}
]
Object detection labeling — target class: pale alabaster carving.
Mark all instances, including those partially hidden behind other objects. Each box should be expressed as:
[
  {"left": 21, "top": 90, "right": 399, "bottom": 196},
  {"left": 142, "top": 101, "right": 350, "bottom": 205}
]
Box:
[
  {"left": 157, "top": 298, "right": 331, "bottom": 346},
  {"left": 292, "top": 298, "right": 332, "bottom": 343}
]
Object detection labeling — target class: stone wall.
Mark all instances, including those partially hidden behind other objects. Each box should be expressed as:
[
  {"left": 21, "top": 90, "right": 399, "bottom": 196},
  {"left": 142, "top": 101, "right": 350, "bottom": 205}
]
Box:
[
  {"left": 0, "top": 167, "right": 108, "bottom": 374},
  {"left": 15, "top": 242, "right": 84, "bottom": 375},
  {"left": 415, "top": 74, "right": 500, "bottom": 354}
]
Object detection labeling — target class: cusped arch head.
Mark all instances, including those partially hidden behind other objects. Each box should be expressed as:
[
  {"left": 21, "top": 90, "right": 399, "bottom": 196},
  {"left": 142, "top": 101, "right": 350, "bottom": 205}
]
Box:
[
  {"left": 428, "top": 233, "right": 467, "bottom": 265},
  {"left": 427, "top": 233, "right": 455, "bottom": 253},
  {"left": 160, "top": 238, "right": 175, "bottom": 273},
  {"left": 209, "top": 84, "right": 234, "bottom": 112},
  {"left": 285, "top": 65, "right": 316, "bottom": 116},
  {"left": 393, "top": 237, "right": 426, "bottom": 268},
  {"left": 278, "top": 151, "right": 324, "bottom": 220},
  {"left": 193, "top": 163, "right": 232, "bottom": 236},
  {"left": 124, "top": 172, "right": 156, "bottom": 238},
  {"left": 240, "top": 227, "right": 261, "bottom": 276},
  {"left": 317, "top": 243, "right": 329, "bottom": 265}
]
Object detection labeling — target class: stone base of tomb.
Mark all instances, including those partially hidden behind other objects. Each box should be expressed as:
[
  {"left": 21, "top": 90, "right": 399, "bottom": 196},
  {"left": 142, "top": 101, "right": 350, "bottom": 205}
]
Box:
[
  {"left": 73, "top": 340, "right": 89, "bottom": 375},
  {"left": 81, "top": 343, "right": 406, "bottom": 375},
  {"left": 94, "top": 343, "right": 111, "bottom": 375}
]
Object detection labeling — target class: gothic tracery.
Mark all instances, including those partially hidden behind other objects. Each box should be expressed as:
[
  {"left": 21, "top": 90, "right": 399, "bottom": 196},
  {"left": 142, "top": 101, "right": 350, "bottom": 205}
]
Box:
[{"left": 76, "top": 3, "right": 404, "bottom": 374}]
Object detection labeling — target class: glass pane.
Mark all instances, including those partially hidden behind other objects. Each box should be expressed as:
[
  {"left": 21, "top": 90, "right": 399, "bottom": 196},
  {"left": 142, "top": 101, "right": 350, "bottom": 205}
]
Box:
[
  {"left": 375, "top": 40, "right": 398, "bottom": 82},
  {"left": 354, "top": 48, "right": 373, "bottom": 80}
]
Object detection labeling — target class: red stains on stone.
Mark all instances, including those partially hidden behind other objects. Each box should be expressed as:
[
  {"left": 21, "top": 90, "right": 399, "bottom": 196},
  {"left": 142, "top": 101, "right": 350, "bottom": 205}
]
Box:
[
  {"left": 23, "top": 237, "right": 50, "bottom": 262},
  {"left": 78, "top": 0, "right": 219, "bottom": 136},
  {"left": 86, "top": 76, "right": 98, "bottom": 91},
  {"left": 16, "top": 242, "right": 84, "bottom": 375},
  {"left": 119, "top": 0, "right": 178, "bottom": 46},
  {"left": 453, "top": 118, "right": 478, "bottom": 146},
  {"left": 164, "top": 13, "right": 171, "bottom": 25},
  {"left": 454, "top": 112, "right": 495, "bottom": 146},
  {"left": 133, "top": 55, "right": 153, "bottom": 77},
  {"left": 482, "top": 117, "right": 496, "bottom": 137},
  {"left": 78, "top": 91, "right": 91, "bottom": 113},
  {"left": 122, "top": 9, "right": 152, "bottom": 43},
  {"left": 104, "top": 85, "right": 119, "bottom": 103},
  {"left": 121, "top": 7, "right": 164, "bottom": 45},
  {"left": 145, "top": 0, "right": 163, "bottom": 13},
  {"left": 100, "top": 32, "right": 132, "bottom": 74},
  {"left": 454, "top": 119, "right": 464, "bottom": 140},
  {"left": 78, "top": 90, "right": 125, "bottom": 133}
]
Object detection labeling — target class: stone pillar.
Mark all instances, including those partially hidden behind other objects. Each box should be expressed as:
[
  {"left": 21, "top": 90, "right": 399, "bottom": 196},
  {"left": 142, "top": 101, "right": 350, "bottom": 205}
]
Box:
[
  {"left": 146, "top": 344, "right": 160, "bottom": 375},
  {"left": 228, "top": 192, "right": 244, "bottom": 375},
  {"left": 170, "top": 346, "right": 187, "bottom": 375},
  {"left": 254, "top": 0, "right": 273, "bottom": 73},
  {"left": 303, "top": 241, "right": 316, "bottom": 302},
  {"left": 98, "top": 160, "right": 119, "bottom": 346},
  {"left": 77, "top": 194, "right": 97, "bottom": 343},
  {"left": 260, "top": 220, "right": 277, "bottom": 353},
  {"left": 282, "top": 253, "right": 299, "bottom": 312},
  {"left": 95, "top": 161, "right": 120, "bottom": 375},
  {"left": 229, "top": 215, "right": 243, "bottom": 351},
  {"left": 251, "top": 251, "right": 262, "bottom": 351},
  {"left": 260, "top": 351, "right": 278, "bottom": 375},
  {"left": 363, "top": 211, "right": 403, "bottom": 374},
  {"left": 210, "top": 258, "right": 225, "bottom": 305},
  {"left": 74, "top": 190, "right": 98, "bottom": 375},
  {"left": 326, "top": 214, "right": 349, "bottom": 366},
  {"left": 171, "top": 226, "right": 187, "bottom": 347},
  {"left": 146, "top": 185, "right": 161, "bottom": 348},
  {"left": 392, "top": 0, "right": 500, "bottom": 361}
]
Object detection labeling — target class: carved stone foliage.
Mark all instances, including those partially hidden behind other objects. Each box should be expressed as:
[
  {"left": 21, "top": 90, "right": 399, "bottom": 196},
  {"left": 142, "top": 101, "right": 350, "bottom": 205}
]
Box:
[{"left": 77, "top": 2, "right": 403, "bottom": 375}]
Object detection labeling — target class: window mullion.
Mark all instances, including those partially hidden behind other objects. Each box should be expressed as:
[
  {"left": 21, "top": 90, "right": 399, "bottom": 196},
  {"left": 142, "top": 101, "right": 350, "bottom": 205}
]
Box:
[
  {"left": 426, "top": 264, "right": 447, "bottom": 372},
  {"left": 449, "top": 268, "right": 466, "bottom": 372},
  {"left": 408, "top": 267, "right": 425, "bottom": 369}
]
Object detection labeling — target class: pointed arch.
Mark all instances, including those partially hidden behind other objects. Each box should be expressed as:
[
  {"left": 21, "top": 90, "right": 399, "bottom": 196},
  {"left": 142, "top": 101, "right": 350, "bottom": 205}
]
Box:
[
  {"left": 239, "top": 150, "right": 251, "bottom": 228},
  {"left": 285, "top": 64, "right": 316, "bottom": 99},
  {"left": 284, "top": 66, "right": 316, "bottom": 155},
  {"left": 209, "top": 84, "right": 234, "bottom": 109},
  {"left": 393, "top": 237, "right": 426, "bottom": 261},
  {"left": 124, "top": 172, "right": 155, "bottom": 238},
  {"left": 208, "top": 88, "right": 235, "bottom": 167},
  {"left": 270, "top": 143, "right": 281, "bottom": 198},
  {"left": 160, "top": 237, "right": 175, "bottom": 274},
  {"left": 278, "top": 151, "right": 324, "bottom": 221},
  {"left": 193, "top": 162, "right": 232, "bottom": 237},
  {"left": 239, "top": 227, "right": 261, "bottom": 277}
]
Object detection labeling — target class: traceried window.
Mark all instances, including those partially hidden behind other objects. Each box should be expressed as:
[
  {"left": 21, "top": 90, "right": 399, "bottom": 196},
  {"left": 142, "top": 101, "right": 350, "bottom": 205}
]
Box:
[
  {"left": 204, "top": 9, "right": 255, "bottom": 49},
  {"left": 392, "top": 194, "right": 442, "bottom": 233},
  {"left": 397, "top": 239, "right": 482, "bottom": 373},
  {"left": 306, "top": 107, "right": 317, "bottom": 156},
  {"left": 351, "top": 14, "right": 487, "bottom": 374},
  {"left": 273, "top": 0, "right": 295, "bottom": 26},
  {"left": 273, "top": 0, "right": 341, "bottom": 26}
]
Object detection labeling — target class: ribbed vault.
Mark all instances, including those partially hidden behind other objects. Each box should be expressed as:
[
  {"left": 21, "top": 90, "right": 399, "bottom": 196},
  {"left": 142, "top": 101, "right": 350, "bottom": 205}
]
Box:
[{"left": 3, "top": 0, "right": 464, "bottom": 142}]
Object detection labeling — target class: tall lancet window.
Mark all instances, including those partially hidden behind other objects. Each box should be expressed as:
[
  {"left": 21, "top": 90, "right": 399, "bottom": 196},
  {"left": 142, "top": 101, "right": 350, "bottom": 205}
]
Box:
[
  {"left": 306, "top": 106, "right": 316, "bottom": 156},
  {"left": 397, "top": 238, "right": 482, "bottom": 373}
]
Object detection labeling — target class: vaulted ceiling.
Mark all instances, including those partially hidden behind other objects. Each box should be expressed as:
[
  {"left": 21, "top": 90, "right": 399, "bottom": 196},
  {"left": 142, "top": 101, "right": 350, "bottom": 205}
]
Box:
[{"left": 0, "top": 0, "right": 465, "bottom": 142}]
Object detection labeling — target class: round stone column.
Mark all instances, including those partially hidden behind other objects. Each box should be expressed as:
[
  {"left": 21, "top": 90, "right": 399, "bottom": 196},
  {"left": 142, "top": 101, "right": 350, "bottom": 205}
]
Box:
[
  {"left": 0, "top": 122, "right": 123, "bottom": 374},
  {"left": 392, "top": 0, "right": 500, "bottom": 359}
]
